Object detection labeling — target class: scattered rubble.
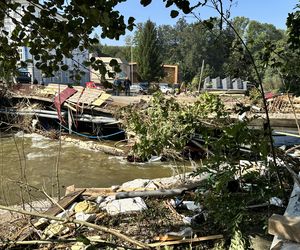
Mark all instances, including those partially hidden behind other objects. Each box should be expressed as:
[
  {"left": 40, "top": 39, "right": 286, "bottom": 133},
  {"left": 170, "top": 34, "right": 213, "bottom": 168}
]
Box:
[{"left": 0, "top": 173, "right": 223, "bottom": 249}]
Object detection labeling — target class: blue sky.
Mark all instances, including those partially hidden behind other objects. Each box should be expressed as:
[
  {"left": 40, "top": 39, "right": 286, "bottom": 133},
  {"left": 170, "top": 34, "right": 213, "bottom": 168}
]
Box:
[{"left": 99, "top": 0, "right": 299, "bottom": 46}]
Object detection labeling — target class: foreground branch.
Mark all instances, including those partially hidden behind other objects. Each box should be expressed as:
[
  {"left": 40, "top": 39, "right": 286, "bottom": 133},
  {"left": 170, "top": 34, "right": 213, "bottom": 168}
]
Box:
[{"left": 0, "top": 204, "right": 149, "bottom": 249}]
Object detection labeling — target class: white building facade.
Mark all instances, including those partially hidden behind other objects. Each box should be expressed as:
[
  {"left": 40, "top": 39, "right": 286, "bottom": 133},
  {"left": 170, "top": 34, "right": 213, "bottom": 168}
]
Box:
[
  {"left": 2, "top": 0, "right": 90, "bottom": 85},
  {"left": 90, "top": 57, "right": 130, "bottom": 83}
]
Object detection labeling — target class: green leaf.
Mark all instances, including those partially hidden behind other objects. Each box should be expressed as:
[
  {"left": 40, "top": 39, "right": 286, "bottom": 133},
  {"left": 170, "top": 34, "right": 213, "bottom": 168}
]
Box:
[
  {"left": 61, "top": 65, "right": 69, "bottom": 71},
  {"left": 202, "top": 20, "right": 214, "bottom": 30},
  {"left": 170, "top": 10, "right": 179, "bottom": 18},
  {"left": 165, "top": 0, "right": 173, "bottom": 8},
  {"left": 109, "top": 59, "right": 118, "bottom": 67},
  {"left": 76, "top": 235, "right": 90, "bottom": 245},
  {"left": 27, "top": 5, "right": 35, "bottom": 13},
  {"left": 128, "top": 16, "right": 135, "bottom": 24},
  {"left": 140, "top": 0, "right": 152, "bottom": 7}
]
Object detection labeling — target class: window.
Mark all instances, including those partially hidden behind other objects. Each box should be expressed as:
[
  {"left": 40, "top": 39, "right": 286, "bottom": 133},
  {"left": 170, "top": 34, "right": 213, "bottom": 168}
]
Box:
[{"left": 18, "top": 48, "right": 23, "bottom": 60}]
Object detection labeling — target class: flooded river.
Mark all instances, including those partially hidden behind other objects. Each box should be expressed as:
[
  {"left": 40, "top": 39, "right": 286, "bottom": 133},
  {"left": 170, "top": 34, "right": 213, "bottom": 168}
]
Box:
[
  {"left": 1, "top": 130, "right": 299, "bottom": 205},
  {"left": 0, "top": 133, "right": 186, "bottom": 205}
]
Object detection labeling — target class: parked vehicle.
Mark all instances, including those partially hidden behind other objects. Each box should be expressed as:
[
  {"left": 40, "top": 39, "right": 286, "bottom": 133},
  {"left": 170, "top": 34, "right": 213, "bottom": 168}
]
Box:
[
  {"left": 138, "top": 82, "right": 149, "bottom": 94},
  {"left": 16, "top": 70, "right": 31, "bottom": 84},
  {"left": 130, "top": 84, "right": 145, "bottom": 95},
  {"left": 159, "top": 83, "right": 173, "bottom": 94}
]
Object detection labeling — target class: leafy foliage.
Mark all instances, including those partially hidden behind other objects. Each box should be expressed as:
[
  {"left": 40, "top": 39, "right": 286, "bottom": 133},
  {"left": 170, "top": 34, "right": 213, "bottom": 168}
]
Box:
[
  {"left": 0, "top": 0, "right": 136, "bottom": 80},
  {"left": 135, "top": 20, "right": 164, "bottom": 82},
  {"left": 120, "top": 93, "right": 285, "bottom": 247},
  {"left": 120, "top": 92, "right": 227, "bottom": 161},
  {"left": 0, "top": 0, "right": 205, "bottom": 82}
]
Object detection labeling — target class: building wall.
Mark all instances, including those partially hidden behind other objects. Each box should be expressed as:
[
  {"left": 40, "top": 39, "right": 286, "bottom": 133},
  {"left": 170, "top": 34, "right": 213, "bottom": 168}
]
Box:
[
  {"left": 3, "top": 0, "right": 90, "bottom": 86},
  {"left": 128, "top": 63, "right": 179, "bottom": 84},
  {"left": 160, "top": 65, "right": 178, "bottom": 84},
  {"left": 90, "top": 57, "right": 130, "bottom": 83}
]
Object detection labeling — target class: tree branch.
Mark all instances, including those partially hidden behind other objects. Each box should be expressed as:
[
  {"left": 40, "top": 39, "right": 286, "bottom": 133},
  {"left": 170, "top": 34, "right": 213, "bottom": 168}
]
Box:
[{"left": 0, "top": 204, "right": 150, "bottom": 249}]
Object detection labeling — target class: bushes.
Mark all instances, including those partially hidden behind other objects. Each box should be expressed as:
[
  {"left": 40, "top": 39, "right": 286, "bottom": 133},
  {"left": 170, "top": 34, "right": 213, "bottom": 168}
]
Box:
[
  {"left": 120, "top": 92, "right": 227, "bottom": 161},
  {"left": 119, "top": 92, "right": 288, "bottom": 248}
]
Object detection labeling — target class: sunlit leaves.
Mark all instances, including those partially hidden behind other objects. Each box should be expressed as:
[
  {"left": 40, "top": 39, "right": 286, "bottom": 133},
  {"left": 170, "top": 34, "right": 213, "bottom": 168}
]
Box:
[
  {"left": 0, "top": 0, "right": 204, "bottom": 82},
  {"left": 286, "top": 11, "right": 300, "bottom": 50},
  {"left": 61, "top": 65, "right": 69, "bottom": 71},
  {"left": 120, "top": 92, "right": 228, "bottom": 160},
  {"left": 109, "top": 59, "right": 118, "bottom": 67}
]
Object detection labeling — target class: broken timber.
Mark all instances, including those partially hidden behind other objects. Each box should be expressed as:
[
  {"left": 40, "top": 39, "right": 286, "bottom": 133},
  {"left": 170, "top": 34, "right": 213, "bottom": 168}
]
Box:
[
  {"left": 0, "top": 108, "right": 118, "bottom": 124},
  {"left": 149, "top": 234, "right": 223, "bottom": 247},
  {"left": 61, "top": 136, "right": 125, "bottom": 156},
  {"left": 16, "top": 190, "right": 86, "bottom": 241},
  {"left": 0, "top": 204, "right": 149, "bottom": 249},
  {"left": 115, "top": 188, "right": 190, "bottom": 199},
  {"left": 44, "top": 189, "right": 86, "bottom": 216}
]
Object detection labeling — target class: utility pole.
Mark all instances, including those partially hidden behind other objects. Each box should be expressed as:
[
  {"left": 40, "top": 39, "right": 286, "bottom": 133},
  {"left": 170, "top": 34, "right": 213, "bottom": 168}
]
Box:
[
  {"left": 131, "top": 38, "right": 134, "bottom": 83},
  {"left": 197, "top": 60, "right": 205, "bottom": 92}
]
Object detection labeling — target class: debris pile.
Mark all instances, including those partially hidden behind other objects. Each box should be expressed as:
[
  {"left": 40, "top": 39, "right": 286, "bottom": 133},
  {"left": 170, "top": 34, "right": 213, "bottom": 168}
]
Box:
[
  {"left": 0, "top": 174, "right": 224, "bottom": 249},
  {"left": 267, "top": 94, "right": 300, "bottom": 113}
]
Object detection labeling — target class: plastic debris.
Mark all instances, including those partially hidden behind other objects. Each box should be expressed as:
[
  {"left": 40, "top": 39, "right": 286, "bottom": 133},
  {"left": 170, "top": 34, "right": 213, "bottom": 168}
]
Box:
[
  {"left": 42, "top": 222, "right": 70, "bottom": 239},
  {"left": 120, "top": 179, "right": 158, "bottom": 191},
  {"left": 105, "top": 197, "right": 147, "bottom": 215},
  {"left": 182, "top": 212, "right": 206, "bottom": 225},
  {"left": 155, "top": 227, "right": 193, "bottom": 241},
  {"left": 75, "top": 212, "right": 96, "bottom": 222},
  {"left": 74, "top": 200, "right": 99, "bottom": 214},
  {"left": 71, "top": 242, "right": 90, "bottom": 250},
  {"left": 238, "top": 112, "right": 246, "bottom": 121},
  {"left": 96, "top": 196, "right": 105, "bottom": 204},
  {"left": 98, "top": 195, "right": 116, "bottom": 209},
  {"left": 270, "top": 197, "right": 284, "bottom": 207},
  {"left": 170, "top": 199, "right": 201, "bottom": 212},
  {"left": 182, "top": 201, "right": 201, "bottom": 211},
  {"left": 167, "top": 227, "right": 193, "bottom": 238},
  {"left": 148, "top": 155, "right": 162, "bottom": 162}
]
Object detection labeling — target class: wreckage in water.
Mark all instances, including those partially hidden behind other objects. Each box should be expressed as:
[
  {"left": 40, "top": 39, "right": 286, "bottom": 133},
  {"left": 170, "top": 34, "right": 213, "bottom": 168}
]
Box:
[{"left": 0, "top": 84, "right": 128, "bottom": 139}]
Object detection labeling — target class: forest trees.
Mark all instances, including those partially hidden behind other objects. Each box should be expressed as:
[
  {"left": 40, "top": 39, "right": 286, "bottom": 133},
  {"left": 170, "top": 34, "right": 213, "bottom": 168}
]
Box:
[
  {"left": 0, "top": 0, "right": 297, "bottom": 91},
  {"left": 0, "top": 0, "right": 203, "bottom": 83},
  {"left": 154, "top": 16, "right": 287, "bottom": 89},
  {"left": 135, "top": 20, "right": 163, "bottom": 82}
]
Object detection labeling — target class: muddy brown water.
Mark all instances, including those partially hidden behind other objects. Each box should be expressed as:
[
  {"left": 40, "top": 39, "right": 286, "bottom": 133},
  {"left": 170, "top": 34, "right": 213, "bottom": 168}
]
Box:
[{"left": 0, "top": 132, "right": 188, "bottom": 205}]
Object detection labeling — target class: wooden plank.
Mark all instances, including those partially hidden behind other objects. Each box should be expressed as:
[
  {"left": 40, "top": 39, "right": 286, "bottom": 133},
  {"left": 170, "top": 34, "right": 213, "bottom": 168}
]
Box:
[
  {"left": 65, "top": 185, "right": 115, "bottom": 197},
  {"left": 68, "top": 107, "right": 72, "bottom": 134},
  {"left": 44, "top": 189, "right": 86, "bottom": 216},
  {"left": 16, "top": 190, "right": 85, "bottom": 241},
  {"left": 148, "top": 234, "right": 223, "bottom": 247},
  {"left": 269, "top": 214, "right": 300, "bottom": 243},
  {"left": 65, "top": 186, "right": 169, "bottom": 197},
  {"left": 92, "top": 93, "right": 112, "bottom": 106}
]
